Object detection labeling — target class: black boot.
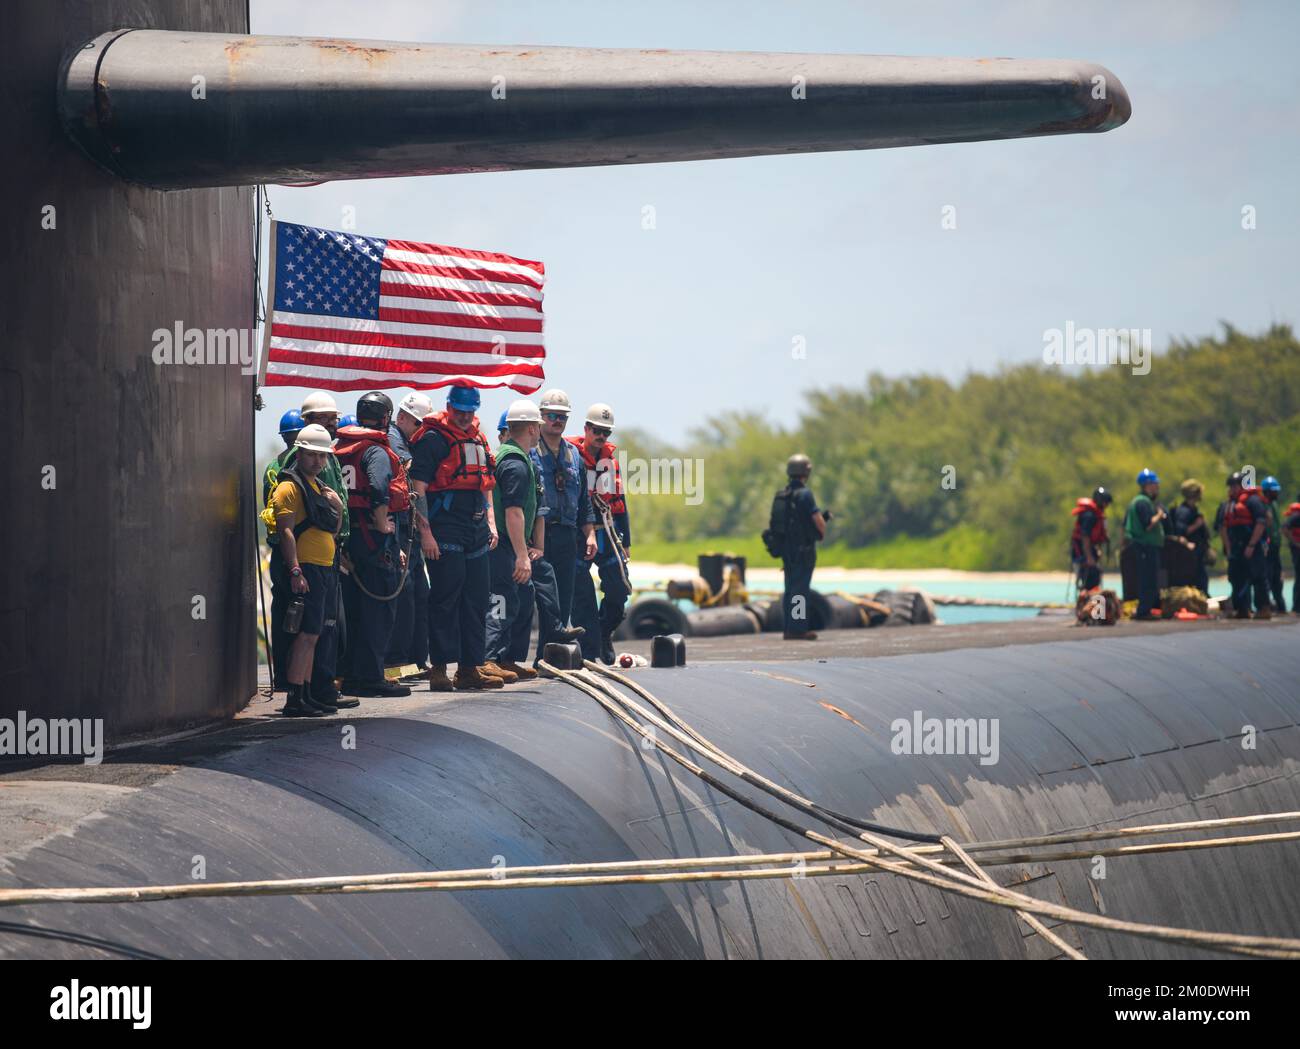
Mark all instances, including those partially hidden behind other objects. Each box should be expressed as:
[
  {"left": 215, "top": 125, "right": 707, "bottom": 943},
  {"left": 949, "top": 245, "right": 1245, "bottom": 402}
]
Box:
[
  {"left": 283, "top": 683, "right": 328, "bottom": 718},
  {"left": 302, "top": 679, "right": 339, "bottom": 714},
  {"left": 314, "top": 678, "right": 358, "bottom": 708},
  {"left": 600, "top": 632, "right": 616, "bottom": 666}
]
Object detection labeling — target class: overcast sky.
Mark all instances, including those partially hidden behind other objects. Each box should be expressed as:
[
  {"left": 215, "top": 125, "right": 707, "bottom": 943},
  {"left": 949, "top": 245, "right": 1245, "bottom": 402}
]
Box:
[{"left": 250, "top": 0, "right": 1300, "bottom": 454}]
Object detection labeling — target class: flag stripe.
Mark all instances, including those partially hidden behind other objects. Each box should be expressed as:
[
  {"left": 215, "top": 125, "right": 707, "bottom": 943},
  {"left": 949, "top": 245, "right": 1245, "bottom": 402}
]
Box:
[{"left": 263, "top": 221, "right": 545, "bottom": 393}]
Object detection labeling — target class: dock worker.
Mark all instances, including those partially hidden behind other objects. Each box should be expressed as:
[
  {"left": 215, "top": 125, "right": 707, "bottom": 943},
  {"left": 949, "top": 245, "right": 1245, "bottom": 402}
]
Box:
[
  {"left": 1284, "top": 493, "right": 1300, "bottom": 615},
  {"left": 570, "top": 402, "right": 632, "bottom": 664},
  {"left": 1169, "top": 479, "right": 1210, "bottom": 594},
  {"left": 487, "top": 399, "right": 583, "bottom": 679},
  {"left": 262, "top": 408, "right": 303, "bottom": 690},
  {"left": 262, "top": 424, "right": 344, "bottom": 717},
  {"left": 1070, "top": 486, "right": 1112, "bottom": 592},
  {"left": 1123, "top": 469, "right": 1166, "bottom": 620},
  {"left": 498, "top": 409, "right": 509, "bottom": 445},
  {"left": 386, "top": 392, "right": 434, "bottom": 680},
  {"left": 1260, "top": 476, "right": 1286, "bottom": 613},
  {"left": 1222, "top": 471, "right": 1272, "bottom": 619},
  {"left": 409, "top": 384, "right": 506, "bottom": 691},
  {"left": 268, "top": 392, "right": 351, "bottom": 707},
  {"left": 530, "top": 389, "right": 597, "bottom": 664},
  {"left": 334, "top": 392, "right": 412, "bottom": 696},
  {"left": 769, "top": 454, "right": 827, "bottom": 640}
]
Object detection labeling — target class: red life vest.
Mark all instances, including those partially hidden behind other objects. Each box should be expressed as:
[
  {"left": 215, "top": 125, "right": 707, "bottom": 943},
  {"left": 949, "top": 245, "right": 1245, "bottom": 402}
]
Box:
[
  {"left": 411, "top": 411, "right": 496, "bottom": 493},
  {"left": 1070, "top": 498, "right": 1108, "bottom": 546},
  {"left": 1285, "top": 502, "right": 1300, "bottom": 546},
  {"left": 1224, "top": 488, "right": 1260, "bottom": 529},
  {"left": 333, "top": 425, "right": 411, "bottom": 513},
  {"left": 568, "top": 436, "right": 626, "bottom": 515}
]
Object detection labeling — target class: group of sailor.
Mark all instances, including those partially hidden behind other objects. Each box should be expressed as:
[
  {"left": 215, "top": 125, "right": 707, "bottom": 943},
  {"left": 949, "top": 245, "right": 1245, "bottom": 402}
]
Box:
[
  {"left": 1069, "top": 469, "right": 1299, "bottom": 620},
  {"left": 261, "top": 386, "right": 630, "bottom": 717}
]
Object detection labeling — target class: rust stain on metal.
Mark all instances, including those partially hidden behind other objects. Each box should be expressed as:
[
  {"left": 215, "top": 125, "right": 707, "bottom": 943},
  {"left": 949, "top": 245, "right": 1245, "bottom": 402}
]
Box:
[
  {"left": 307, "top": 39, "right": 396, "bottom": 63},
  {"left": 818, "top": 701, "right": 874, "bottom": 736},
  {"left": 749, "top": 669, "right": 816, "bottom": 688}
]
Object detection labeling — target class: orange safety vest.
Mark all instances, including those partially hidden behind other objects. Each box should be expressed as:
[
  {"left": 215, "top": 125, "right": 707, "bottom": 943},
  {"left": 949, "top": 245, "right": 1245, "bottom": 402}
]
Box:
[
  {"left": 568, "top": 436, "right": 626, "bottom": 515},
  {"left": 333, "top": 425, "right": 411, "bottom": 513},
  {"left": 411, "top": 411, "right": 496, "bottom": 493},
  {"left": 1285, "top": 502, "right": 1300, "bottom": 546},
  {"left": 1224, "top": 488, "right": 1260, "bottom": 529},
  {"left": 1070, "top": 498, "right": 1108, "bottom": 546}
]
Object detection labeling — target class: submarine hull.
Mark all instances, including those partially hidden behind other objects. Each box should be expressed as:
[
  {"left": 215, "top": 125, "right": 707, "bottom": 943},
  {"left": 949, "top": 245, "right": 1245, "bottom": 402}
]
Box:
[{"left": 2, "top": 627, "right": 1297, "bottom": 959}]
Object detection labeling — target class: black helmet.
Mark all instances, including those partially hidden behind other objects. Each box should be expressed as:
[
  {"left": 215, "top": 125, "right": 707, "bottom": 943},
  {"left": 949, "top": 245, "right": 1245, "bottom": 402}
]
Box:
[
  {"left": 356, "top": 390, "right": 393, "bottom": 426},
  {"left": 1226, "top": 471, "right": 1243, "bottom": 487},
  {"left": 786, "top": 454, "right": 812, "bottom": 478},
  {"left": 1092, "top": 486, "right": 1113, "bottom": 506}
]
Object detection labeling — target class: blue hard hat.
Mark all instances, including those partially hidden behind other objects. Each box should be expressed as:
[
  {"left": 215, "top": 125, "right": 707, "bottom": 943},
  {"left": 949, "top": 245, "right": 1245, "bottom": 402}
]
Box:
[
  {"left": 498, "top": 409, "right": 509, "bottom": 432},
  {"left": 340, "top": 414, "right": 358, "bottom": 429},
  {"left": 1262, "top": 475, "right": 1281, "bottom": 493},
  {"left": 1137, "top": 468, "right": 1159, "bottom": 486},
  {"left": 278, "top": 408, "right": 304, "bottom": 435},
  {"left": 447, "top": 385, "right": 480, "bottom": 411}
]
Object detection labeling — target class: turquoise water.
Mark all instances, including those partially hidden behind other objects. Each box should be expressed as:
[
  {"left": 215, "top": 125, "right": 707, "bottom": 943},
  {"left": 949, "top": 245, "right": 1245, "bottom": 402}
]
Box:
[{"left": 630, "top": 568, "right": 1244, "bottom": 624}]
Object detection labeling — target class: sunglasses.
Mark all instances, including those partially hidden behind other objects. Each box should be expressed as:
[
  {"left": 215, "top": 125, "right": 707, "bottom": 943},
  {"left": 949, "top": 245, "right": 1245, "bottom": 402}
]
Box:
[
  {"left": 544, "top": 412, "right": 568, "bottom": 422},
  {"left": 589, "top": 426, "right": 611, "bottom": 438}
]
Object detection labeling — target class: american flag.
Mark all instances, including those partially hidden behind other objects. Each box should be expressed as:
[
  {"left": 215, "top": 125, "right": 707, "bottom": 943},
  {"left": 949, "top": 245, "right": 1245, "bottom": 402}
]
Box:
[{"left": 259, "top": 221, "right": 545, "bottom": 393}]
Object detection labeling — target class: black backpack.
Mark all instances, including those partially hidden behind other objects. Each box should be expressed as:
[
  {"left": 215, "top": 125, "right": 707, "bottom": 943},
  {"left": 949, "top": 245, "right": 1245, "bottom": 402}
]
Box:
[
  {"left": 762, "top": 485, "right": 799, "bottom": 558},
  {"left": 279, "top": 465, "right": 341, "bottom": 538}
]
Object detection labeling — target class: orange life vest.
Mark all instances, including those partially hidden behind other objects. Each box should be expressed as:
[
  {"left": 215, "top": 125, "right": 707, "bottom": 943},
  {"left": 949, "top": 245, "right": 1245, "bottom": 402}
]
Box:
[
  {"left": 1070, "top": 498, "right": 1108, "bottom": 546},
  {"left": 1224, "top": 488, "right": 1260, "bottom": 529},
  {"left": 1285, "top": 502, "right": 1300, "bottom": 546},
  {"left": 333, "top": 425, "right": 411, "bottom": 513},
  {"left": 411, "top": 411, "right": 496, "bottom": 493},
  {"left": 568, "top": 436, "right": 626, "bottom": 515}
]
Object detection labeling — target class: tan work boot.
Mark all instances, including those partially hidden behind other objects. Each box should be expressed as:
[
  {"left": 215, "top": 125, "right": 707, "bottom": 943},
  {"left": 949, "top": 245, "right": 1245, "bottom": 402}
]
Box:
[
  {"left": 427, "top": 664, "right": 455, "bottom": 692},
  {"left": 499, "top": 660, "right": 539, "bottom": 681},
  {"left": 1253, "top": 607, "right": 1273, "bottom": 620},
  {"left": 454, "top": 665, "right": 505, "bottom": 690},
  {"left": 480, "top": 661, "right": 518, "bottom": 683}
]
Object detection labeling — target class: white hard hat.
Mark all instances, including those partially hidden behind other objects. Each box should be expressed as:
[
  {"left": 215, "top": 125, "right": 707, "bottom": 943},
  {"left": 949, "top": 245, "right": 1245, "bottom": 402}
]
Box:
[
  {"left": 301, "top": 391, "right": 338, "bottom": 416},
  {"left": 506, "top": 399, "right": 542, "bottom": 424},
  {"left": 398, "top": 392, "right": 434, "bottom": 420},
  {"left": 585, "top": 402, "right": 615, "bottom": 429},
  {"left": 538, "top": 389, "right": 572, "bottom": 415},
  {"left": 294, "top": 423, "right": 335, "bottom": 453}
]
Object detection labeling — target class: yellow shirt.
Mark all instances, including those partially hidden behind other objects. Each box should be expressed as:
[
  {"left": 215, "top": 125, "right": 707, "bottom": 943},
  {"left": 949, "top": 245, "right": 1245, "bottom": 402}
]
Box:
[{"left": 269, "top": 476, "right": 336, "bottom": 567}]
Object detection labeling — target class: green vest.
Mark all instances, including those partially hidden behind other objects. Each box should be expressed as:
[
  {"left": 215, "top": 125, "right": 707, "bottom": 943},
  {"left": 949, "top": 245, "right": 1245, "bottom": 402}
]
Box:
[
  {"left": 493, "top": 441, "right": 538, "bottom": 540},
  {"left": 1124, "top": 493, "right": 1164, "bottom": 547},
  {"left": 264, "top": 448, "right": 349, "bottom": 543}
]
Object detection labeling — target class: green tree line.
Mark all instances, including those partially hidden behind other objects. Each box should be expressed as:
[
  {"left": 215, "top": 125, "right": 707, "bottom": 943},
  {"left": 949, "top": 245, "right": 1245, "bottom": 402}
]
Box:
[{"left": 620, "top": 325, "right": 1300, "bottom": 570}]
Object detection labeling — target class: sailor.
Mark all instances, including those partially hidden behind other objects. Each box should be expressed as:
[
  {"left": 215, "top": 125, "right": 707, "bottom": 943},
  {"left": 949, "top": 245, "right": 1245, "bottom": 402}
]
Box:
[
  {"left": 386, "top": 392, "right": 435, "bottom": 679},
  {"left": 768, "top": 454, "right": 827, "bottom": 640},
  {"left": 1260, "top": 476, "right": 1286, "bottom": 613},
  {"left": 486, "top": 399, "right": 582, "bottom": 678},
  {"left": 1221, "top": 471, "right": 1272, "bottom": 619},
  {"left": 334, "top": 392, "right": 413, "bottom": 696},
  {"left": 272, "top": 392, "right": 351, "bottom": 707},
  {"left": 530, "top": 389, "right": 596, "bottom": 664},
  {"left": 570, "top": 402, "right": 632, "bottom": 664},
  {"left": 1169, "top": 479, "right": 1210, "bottom": 594},
  {"left": 497, "top": 409, "right": 509, "bottom": 445},
  {"left": 262, "top": 424, "right": 344, "bottom": 717},
  {"left": 1284, "top": 493, "right": 1300, "bottom": 616},
  {"left": 1069, "top": 487, "right": 1112, "bottom": 591},
  {"left": 409, "top": 385, "right": 505, "bottom": 691},
  {"left": 1123, "top": 469, "right": 1166, "bottom": 620},
  {"left": 262, "top": 408, "right": 303, "bottom": 691}
]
